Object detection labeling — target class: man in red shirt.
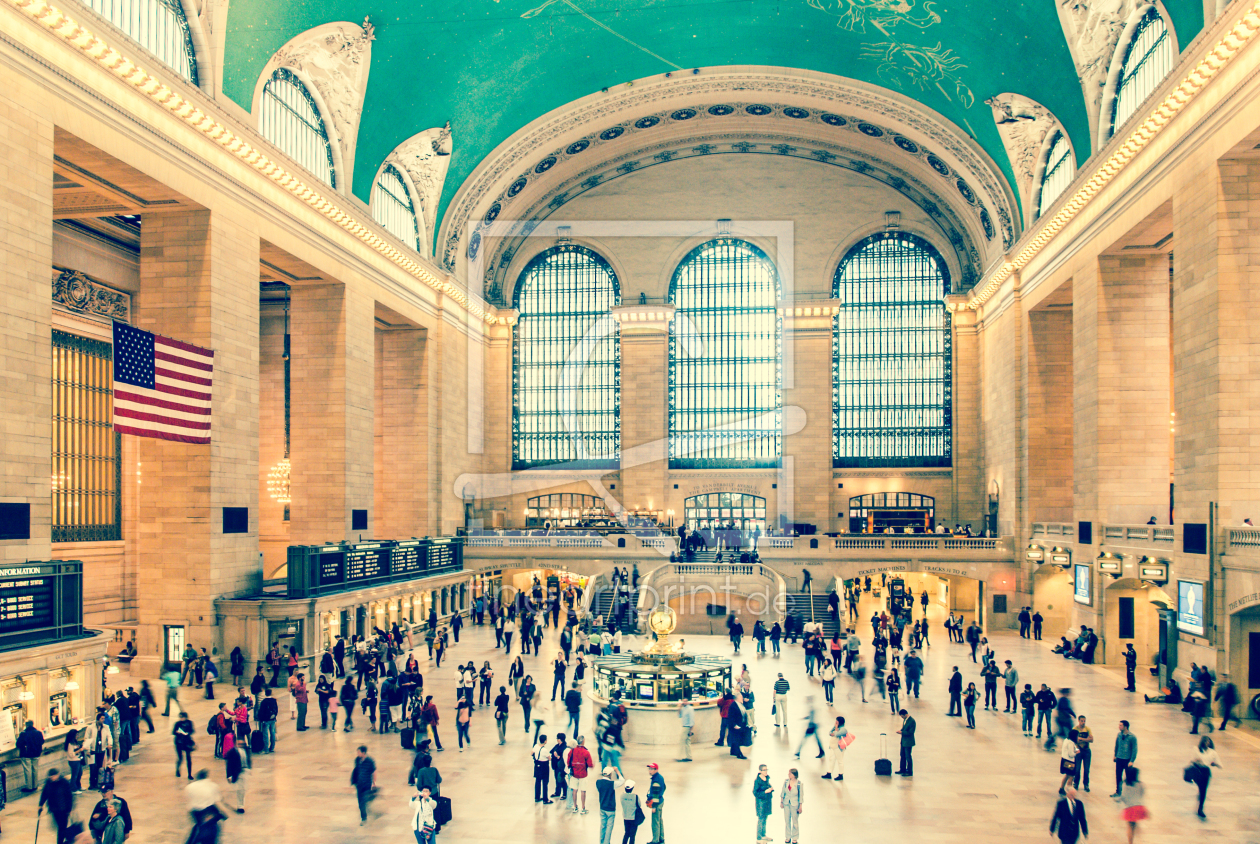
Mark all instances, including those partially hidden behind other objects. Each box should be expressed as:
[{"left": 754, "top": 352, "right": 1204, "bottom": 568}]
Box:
[
  {"left": 567, "top": 735, "right": 595, "bottom": 814},
  {"left": 715, "top": 691, "right": 734, "bottom": 747}
]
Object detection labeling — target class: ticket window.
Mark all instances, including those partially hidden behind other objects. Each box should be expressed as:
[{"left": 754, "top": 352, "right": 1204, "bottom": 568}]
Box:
[
  {"left": 4, "top": 702, "right": 26, "bottom": 735},
  {"left": 49, "top": 692, "right": 70, "bottom": 729}
]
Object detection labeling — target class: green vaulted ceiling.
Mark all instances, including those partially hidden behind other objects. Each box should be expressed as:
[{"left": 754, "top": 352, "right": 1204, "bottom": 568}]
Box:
[{"left": 221, "top": 0, "right": 1205, "bottom": 233}]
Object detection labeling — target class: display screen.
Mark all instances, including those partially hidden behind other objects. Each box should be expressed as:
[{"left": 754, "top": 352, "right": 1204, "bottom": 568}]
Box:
[
  {"left": 0, "top": 567, "right": 55, "bottom": 634},
  {"left": 1178, "top": 580, "right": 1206, "bottom": 636},
  {"left": 1073, "top": 564, "right": 1091, "bottom": 605},
  {"left": 319, "top": 551, "right": 345, "bottom": 585},
  {"left": 428, "top": 541, "right": 458, "bottom": 571},
  {"left": 290, "top": 539, "right": 466, "bottom": 598},
  {"left": 392, "top": 542, "right": 423, "bottom": 576},
  {"left": 344, "top": 545, "right": 388, "bottom": 582}
]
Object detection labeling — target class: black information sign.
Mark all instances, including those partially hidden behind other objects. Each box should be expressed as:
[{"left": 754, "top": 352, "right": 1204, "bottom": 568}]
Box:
[
  {"left": 0, "top": 562, "right": 83, "bottom": 651},
  {"left": 286, "top": 539, "right": 464, "bottom": 598}
]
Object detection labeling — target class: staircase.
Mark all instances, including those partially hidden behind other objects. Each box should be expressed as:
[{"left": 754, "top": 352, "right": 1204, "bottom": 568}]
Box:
[
  {"left": 589, "top": 585, "right": 642, "bottom": 634},
  {"left": 784, "top": 592, "right": 844, "bottom": 637}
]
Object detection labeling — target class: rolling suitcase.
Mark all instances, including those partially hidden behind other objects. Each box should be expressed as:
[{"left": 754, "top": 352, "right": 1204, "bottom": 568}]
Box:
[
  {"left": 435, "top": 795, "right": 453, "bottom": 825},
  {"left": 874, "top": 733, "right": 892, "bottom": 776},
  {"left": 401, "top": 727, "right": 415, "bottom": 750},
  {"left": 250, "top": 730, "right": 266, "bottom": 753}
]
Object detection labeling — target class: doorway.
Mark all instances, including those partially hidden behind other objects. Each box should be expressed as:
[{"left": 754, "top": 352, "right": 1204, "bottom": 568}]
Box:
[{"left": 163, "top": 625, "right": 186, "bottom": 671}]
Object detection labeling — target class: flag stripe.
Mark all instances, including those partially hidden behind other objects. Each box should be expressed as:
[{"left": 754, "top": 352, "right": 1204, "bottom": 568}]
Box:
[
  {"left": 154, "top": 334, "right": 216, "bottom": 359},
  {"left": 114, "top": 389, "right": 211, "bottom": 415},
  {"left": 114, "top": 423, "right": 210, "bottom": 444},
  {"left": 122, "top": 380, "right": 211, "bottom": 407},
  {"left": 154, "top": 350, "right": 214, "bottom": 373},
  {"left": 115, "top": 406, "right": 212, "bottom": 430},
  {"left": 155, "top": 366, "right": 212, "bottom": 387}
]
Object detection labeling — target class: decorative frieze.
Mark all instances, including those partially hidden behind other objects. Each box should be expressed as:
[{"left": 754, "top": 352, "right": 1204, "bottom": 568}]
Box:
[{"left": 51, "top": 268, "right": 130, "bottom": 322}]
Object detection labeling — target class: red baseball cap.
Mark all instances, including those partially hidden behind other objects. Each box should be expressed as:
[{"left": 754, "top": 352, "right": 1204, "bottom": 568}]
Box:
[{"left": 646, "top": 763, "right": 659, "bottom": 770}]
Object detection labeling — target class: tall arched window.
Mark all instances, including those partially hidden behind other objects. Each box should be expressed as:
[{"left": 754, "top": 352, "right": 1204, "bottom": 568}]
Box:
[
  {"left": 1111, "top": 7, "right": 1174, "bottom": 135},
  {"left": 371, "top": 164, "right": 421, "bottom": 251},
  {"left": 669, "top": 239, "right": 781, "bottom": 469},
  {"left": 1037, "top": 132, "right": 1075, "bottom": 218},
  {"left": 78, "top": 0, "right": 198, "bottom": 84},
  {"left": 259, "top": 69, "right": 335, "bottom": 187},
  {"left": 832, "top": 233, "right": 951, "bottom": 468},
  {"left": 512, "top": 246, "right": 620, "bottom": 469}
]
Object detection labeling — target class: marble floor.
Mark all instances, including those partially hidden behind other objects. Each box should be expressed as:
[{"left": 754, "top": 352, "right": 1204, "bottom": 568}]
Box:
[{"left": 7, "top": 591, "right": 1259, "bottom": 843}]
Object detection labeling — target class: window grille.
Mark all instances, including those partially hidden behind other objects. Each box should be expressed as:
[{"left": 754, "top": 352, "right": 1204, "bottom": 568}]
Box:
[
  {"left": 77, "top": 0, "right": 198, "bottom": 84},
  {"left": 1037, "top": 132, "right": 1075, "bottom": 218},
  {"left": 668, "top": 239, "right": 782, "bottom": 469},
  {"left": 512, "top": 246, "right": 620, "bottom": 469},
  {"left": 1111, "top": 8, "right": 1174, "bottom": 136},
  {"left": 683, "top": 492, "right": 767, "bottom": 532},
  {"left": 371, "top": 164, "right": 421, "bottom": 251},
  {"left": 832, "top": 233, "right": 951, "bottom": 468},
  {"left": 52, "top": 331, "right": 122, "bottom": 542},
  {"left": 259, "top": 69, "right": 335, "bottom": 188}
]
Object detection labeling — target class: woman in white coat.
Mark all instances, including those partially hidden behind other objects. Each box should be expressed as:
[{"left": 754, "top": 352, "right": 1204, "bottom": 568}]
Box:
[{"left": 823, "top": 716, "right": 849, "bottom": 782}]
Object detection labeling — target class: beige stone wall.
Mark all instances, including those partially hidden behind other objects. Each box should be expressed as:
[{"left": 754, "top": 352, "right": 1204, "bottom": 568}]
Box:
[
  {"left": 259, "top": 303, "right": 288, "bottom": 576},
  {"left": 1025, "top": 308, "right": 1074, "bottom": 524},
  {"left": 979, "top": 294, "right": 1023, "bottom": 537},
  {"left": 0, "top": 83, "right": 53, "bottom": 563},
  {"left": 376, "top": 327, "right": 430, "bottom": 538}
]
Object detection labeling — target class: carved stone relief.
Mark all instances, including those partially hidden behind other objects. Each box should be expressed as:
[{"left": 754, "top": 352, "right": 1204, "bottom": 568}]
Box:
[
  {"left": 1055, "top": 0, "right": 1136, "bottom": 143},
  {"left": 985, "top": 94, "right": 1061, "bottom": 226},
  {"left": 262, "top": 19, "right": 374, "bottom": 190},
  {"left": 52, "top": 268, "right": 130, "bottom": 322},
  {"left": 387, "top": 124, "right": 454, "bottom": 256}
]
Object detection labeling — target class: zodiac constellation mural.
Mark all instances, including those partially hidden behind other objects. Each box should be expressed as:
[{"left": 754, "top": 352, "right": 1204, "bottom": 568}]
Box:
[
  {"left": 805, "top": 0, "right": 941, "bottom": 35},
  {"left": 860, "top": 40, "right": 975, "bottom": 108}
]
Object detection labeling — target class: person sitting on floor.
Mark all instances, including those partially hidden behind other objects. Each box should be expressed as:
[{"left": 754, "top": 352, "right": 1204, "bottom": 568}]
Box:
[{"left": 1143, "top": 678, "right": 1182, "bottom": 705}]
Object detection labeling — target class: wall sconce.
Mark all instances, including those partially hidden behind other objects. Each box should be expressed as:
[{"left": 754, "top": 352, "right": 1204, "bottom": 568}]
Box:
[
  {"left": 1138, "top": 556, "right": 1169, "bottom": 583},
  {"left": 1050, "top": 546, "right": 1071, "bottom": 567},
  {"left": 105, "top": 665, "right": 119, "bottom": 676},
  {"left": 1026, "top": 544, "right": 1044, "bottom": 562},
  {"left": 1097, "top": 551, "right": 1122, "bottom": 578}
]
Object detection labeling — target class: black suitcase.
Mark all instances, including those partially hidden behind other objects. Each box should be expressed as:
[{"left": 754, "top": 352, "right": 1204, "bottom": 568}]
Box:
[
  {"left": 250, "top": 730, "right": 266, "bottom": 753},
  {"left": 401, "top": 727, "right": 415, "bottom": 750},
  {"left": 435, "top": 795, "right": 452, "bottom": 825},
  {"left": 874, "top": 733, "right": 892, "bottom": 776}
]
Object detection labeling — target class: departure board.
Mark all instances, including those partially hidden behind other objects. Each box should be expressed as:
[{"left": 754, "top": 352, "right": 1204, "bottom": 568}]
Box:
[
  {"left": 344, "top": 545, "right": 388, "bottom": 582},
  {"left": 319, "top": 548, "right": 345, "bottom": 585},
  {"left": 391, "top": 541, "right": 424, "bottom": 576},
  {"left": 428, "top": 541, "right": 458, "bottom": 572},
  {"left": 0, "top": 569, "right": 54, "bottom": 633}
]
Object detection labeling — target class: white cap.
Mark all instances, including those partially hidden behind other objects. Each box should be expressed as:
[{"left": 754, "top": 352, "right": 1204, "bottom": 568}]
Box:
[{"left": 624, "top": 780, "right": 636, "bottom": 790}]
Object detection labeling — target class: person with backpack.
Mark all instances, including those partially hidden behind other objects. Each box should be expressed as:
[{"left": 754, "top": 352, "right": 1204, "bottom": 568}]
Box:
[
  {"left": 619, "top": 778, "right": 645, "bottom": 844},
  {"left": 315, "top": 675, "right": 335, "bottom": 729}
]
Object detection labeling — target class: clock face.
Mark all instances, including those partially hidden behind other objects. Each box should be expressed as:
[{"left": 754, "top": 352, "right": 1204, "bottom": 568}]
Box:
[{"left": 648, "top": 608, "right": 675, "bottom": 635}]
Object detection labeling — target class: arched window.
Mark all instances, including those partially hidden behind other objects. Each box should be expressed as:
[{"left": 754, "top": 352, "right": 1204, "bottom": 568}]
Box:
[
  {"left": 1037, "top": 132, "right": 1075, "bottom": 218},
  {"left": 512, "top": 246, "right": 620, "bottom": 469},
  {"left": 832, "top": 233, "right": 951, "bottom": 468},
  {"left": 669, "top": 239, "right": 781, "bottom": 469},
  {"left": 1111, "top": 7, "right": 1174, "bottom": 135},
  {"left": 78, "top": 0, "right": 198, "bottom": 84},
  {"left": 259, "top": 69, "right": 335, "bottom": 188},
  {"left": 371, "top": 164, "right": 421, "bottom": 251}
]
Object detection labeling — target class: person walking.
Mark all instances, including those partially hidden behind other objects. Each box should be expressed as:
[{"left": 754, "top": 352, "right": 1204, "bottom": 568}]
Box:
[
  {"left": 37, "top": 768, "right": 73, "bottom": 844},
  {"left": 677, "top": 700, "right": 694, "bottom": 762},
  {"left": 1187, "top": 735, "right": 1221, "bottom": 819},
  {"left": 1073, "top": 715, "right": 1094, "bottom": 791},
  {"left": 773, "top": 673, "right": 790, "bottom": 728},
  {"left": 753, "top": 764, "right": 774, "bottom": 842},
  {"left": 1020, "top": 684, "right": 1036, "bottom": 736},
  {"left": 1057, "top": 729, "right": 1080, "bottom": 794},
  {"left": 340, "top": 678, "right": 358, "bottom": 733},
  {"left": 779, "top": 768, "right": 802, "bottom": 844},
  {"left": 903, "top": 650, "right": 923, "bottom": 699},
  {"left": 947, "top": 666, "right": 963, "bottom": 716},
  {"left": 519, "top": 675, "right": 536, "bottom": 733},
  {"left": 1216, "top": 677, "right": 1240, "bottom": 729},
  {"left": 224, "top": 731, "right": 246, "bottom": 814},
  {"left": 794, "top": 698, "right": 826, "bottom": 760},
  {"left": 619, "top": 779, "right": 644, "bottom": 844},
  {"left": 823, "top": 716, "right": 850, "bottom": 781},
  {"left": 351, "top": 745, "right": 376, "bottom": 826},
  {"left": 455, "top": 696, "right": 472, "bottom": 751},
  {"left": 1049, "top": 787, "right": 1089, "bottom": 844},
  {"left": 645, "top": 763, "right": 666, "bottom": 844},
  {"left": 596, "top": 766, "right": 623, "bottom": 844},
  {"left": 1120, "top": 766, "right": 1146, "bottom": 844},
  {"left": 886, "top": 668, "right": 901, "bottom": 714},
  {"left": 293, "top": 674, "right": 309, "bottom": 731},
  {"left": 896, "top": 709, "right": 915, "bottom": 776},
  {"left": 819, "top": 660, "right": 836, "bottom": 706},
  {"left": 494, "top": 685, "right": 510, "bottom": 745}
]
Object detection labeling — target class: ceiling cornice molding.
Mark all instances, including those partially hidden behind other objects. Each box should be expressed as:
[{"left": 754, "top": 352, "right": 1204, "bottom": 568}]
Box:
[
  {"left": 966, "top": 0, "right": 1260, "bottom": 313},
  {"left": 439, "top": 68, "right": 1018, "bottom": 275}
]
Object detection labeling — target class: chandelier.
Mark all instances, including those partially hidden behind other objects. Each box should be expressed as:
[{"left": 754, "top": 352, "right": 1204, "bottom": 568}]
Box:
[{"left": 268, "top": 458, "right": 291, "bottom": 504}]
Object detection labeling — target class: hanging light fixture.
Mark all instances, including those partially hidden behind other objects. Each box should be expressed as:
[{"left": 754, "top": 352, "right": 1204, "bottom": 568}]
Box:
[{"left": 268, "top": 287, "right": 292, "bottom": 508}]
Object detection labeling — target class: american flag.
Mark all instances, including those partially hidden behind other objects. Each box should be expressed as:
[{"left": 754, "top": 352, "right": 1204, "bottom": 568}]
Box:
[{"left": 112, "top": 322, "right": 214, "bottom": 444}]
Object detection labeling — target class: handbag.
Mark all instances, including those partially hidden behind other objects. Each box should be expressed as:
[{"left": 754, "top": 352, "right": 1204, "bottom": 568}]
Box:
[
  {"left": 837, "top": 731, "right": 855, "bottom": 750},
  {"left": 633, "top": 799, "right": 646, "bottom": 826},
  {"left": 771, "top": 703, "right": 777, "bottom": 716}
]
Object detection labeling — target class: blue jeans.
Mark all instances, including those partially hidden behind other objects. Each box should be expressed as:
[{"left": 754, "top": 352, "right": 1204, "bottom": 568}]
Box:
[
  {"left": 600, "top": 809, "right": 617, "bottom": 844},
  {"left": 260, "top": 720, "right": 276, "bottom": 751}
]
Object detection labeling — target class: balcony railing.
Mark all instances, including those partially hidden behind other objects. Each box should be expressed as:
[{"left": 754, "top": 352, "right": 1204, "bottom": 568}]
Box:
[
  {"left": 1031, "top": 522, "right": 1074, "bottom": 538},
  {"left": 465, "top": 535, "right": 611, "bottom": 548},
  {"left": 1227, "top": 529, "right": 1260, "bottom": 551},
  {"left": 1100, "top": 524, "right": 1174, "bottom": 550},
  {"left": 834, "top": 536, "right": 1002, "bottom": 551}
]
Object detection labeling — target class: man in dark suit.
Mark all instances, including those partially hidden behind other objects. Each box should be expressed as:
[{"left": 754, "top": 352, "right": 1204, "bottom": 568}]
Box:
[
  {"left": 895, "top": 709, "right": 915, "bottom": 776},
  {"left": 1049, "top": 788, "right": 1089, "bottom": 844},
  {"left": 947, "top": 667, "right": 963, "bottom": 716}
]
